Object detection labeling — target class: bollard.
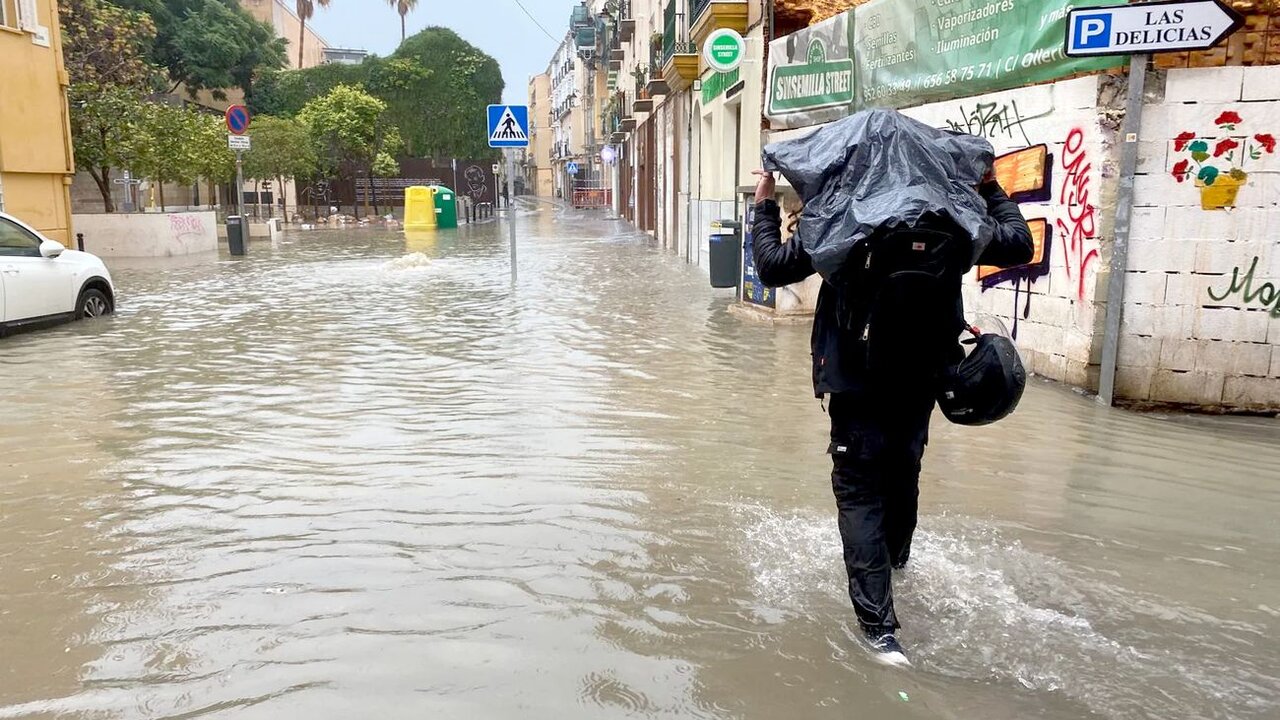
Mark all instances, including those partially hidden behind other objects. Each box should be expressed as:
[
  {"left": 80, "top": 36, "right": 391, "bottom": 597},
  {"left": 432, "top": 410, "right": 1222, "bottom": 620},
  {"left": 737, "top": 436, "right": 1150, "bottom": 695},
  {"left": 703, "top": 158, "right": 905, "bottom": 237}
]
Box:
[{"left": 76, "top": 233, "right": 84, "bottom": 251}]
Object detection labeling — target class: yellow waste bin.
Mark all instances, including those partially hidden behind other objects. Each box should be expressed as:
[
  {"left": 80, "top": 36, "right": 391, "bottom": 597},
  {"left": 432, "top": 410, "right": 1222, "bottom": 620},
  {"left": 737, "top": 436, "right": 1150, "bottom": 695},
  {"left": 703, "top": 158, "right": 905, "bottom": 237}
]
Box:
[{"left": 404, "top": 185, "right": 437, "bottom": 231}]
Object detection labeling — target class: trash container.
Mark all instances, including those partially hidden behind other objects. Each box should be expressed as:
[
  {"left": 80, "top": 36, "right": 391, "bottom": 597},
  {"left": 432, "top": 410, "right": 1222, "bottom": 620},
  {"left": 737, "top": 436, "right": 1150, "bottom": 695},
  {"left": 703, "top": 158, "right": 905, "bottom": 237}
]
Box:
[
  {"left": 226, "top": 215, "right": 246, "bottom": 256},
  {"left": 709, "top": 220, "right": 740, "bottom": 288},
  {"left": 404, "top": 185, "right": 437, "bottom": 231},
  {"left": 431, "top": 186, "right": 458, "bottom": 229}
]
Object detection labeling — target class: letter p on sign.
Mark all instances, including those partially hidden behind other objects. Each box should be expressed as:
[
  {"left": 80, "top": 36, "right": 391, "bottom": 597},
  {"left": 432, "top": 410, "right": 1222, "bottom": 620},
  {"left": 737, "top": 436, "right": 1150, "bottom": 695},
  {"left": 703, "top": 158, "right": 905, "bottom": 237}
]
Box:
[{"left": 1073, "top": 13, "right": 1112, "bottom": 50}]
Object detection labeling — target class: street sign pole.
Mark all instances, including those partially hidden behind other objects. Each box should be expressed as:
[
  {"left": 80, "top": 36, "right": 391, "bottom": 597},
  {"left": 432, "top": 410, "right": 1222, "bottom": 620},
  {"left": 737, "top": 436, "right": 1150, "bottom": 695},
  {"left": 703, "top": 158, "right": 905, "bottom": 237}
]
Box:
[
  {"left": 1098, "top": 52, "right": 1149, "bottom": 407},
  {"left": 235, "top": 150, "right": 245, "bottom": 222},
  {"left": 506, "top": 149, "right": 517, "bottom": 285}
]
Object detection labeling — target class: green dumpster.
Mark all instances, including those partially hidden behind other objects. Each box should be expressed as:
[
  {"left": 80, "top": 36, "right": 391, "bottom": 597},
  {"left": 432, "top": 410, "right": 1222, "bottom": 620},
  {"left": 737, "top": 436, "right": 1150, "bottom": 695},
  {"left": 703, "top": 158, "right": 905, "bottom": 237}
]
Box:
[{"left": 431, "top": 186, "right": 458, "bottom": 229}]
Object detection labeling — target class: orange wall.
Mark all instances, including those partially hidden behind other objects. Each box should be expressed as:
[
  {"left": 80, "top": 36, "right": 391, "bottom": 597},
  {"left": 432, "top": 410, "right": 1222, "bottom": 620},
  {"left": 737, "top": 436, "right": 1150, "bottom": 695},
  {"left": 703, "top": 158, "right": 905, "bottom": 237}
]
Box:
[{"left": 0, "top": 0, "right": 75, "bottom": 242}]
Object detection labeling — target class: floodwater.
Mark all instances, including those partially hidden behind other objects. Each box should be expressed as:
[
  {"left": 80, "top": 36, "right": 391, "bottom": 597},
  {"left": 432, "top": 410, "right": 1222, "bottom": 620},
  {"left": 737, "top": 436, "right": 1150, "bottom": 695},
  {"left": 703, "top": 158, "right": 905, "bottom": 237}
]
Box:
[{"left": 2, "top": 204, "right": 1279, "bottom": 720}]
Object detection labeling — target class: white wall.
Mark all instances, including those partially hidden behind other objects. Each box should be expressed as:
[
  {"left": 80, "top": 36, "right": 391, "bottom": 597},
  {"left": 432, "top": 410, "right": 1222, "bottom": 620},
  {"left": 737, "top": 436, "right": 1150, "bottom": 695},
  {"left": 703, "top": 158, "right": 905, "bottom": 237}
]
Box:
[
  {"left": 1125, "top": 65, "right": 1280, "bottom": 408},
  {"left": 74, "top": 211, "right": 218, "bottom": 258}
]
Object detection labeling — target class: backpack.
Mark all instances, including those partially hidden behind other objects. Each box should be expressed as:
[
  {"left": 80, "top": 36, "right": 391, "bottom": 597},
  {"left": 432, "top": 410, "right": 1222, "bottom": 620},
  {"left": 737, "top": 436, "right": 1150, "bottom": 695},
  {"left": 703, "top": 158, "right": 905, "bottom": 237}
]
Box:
[{"left": 831, "top": 219, "right": 973, "bottom": 380}]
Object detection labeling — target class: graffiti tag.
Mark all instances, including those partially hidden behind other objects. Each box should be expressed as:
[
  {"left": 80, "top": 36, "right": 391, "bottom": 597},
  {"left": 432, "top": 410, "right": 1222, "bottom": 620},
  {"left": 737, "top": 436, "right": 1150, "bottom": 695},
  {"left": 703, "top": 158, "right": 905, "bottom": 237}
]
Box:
[
  {"left": 945, "top": 100, "right": 1045, "bottom": 146},
  {"left": 1207, "top": 256, "right": 1280, "bottom": 318},
  {"left": 1055, "top": 128, "right": 1098, "bottom": 303},
  {"left": 168, "top": 214, "right": 206, "bottom": 238}
]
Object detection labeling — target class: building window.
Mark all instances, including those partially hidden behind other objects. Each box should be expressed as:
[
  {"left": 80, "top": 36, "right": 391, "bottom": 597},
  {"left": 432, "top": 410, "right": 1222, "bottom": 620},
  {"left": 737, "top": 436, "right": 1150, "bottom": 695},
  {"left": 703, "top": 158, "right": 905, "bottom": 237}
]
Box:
[{"left": 0, "top": 0, "right": 15, "bottom": 28}]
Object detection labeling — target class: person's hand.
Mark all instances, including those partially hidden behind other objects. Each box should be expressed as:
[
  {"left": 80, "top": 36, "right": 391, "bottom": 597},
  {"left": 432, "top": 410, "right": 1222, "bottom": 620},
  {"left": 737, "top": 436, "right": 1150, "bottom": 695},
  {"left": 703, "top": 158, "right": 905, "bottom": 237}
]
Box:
[{"left": 752, "top": 170, "right": 775, "bottom": 204}]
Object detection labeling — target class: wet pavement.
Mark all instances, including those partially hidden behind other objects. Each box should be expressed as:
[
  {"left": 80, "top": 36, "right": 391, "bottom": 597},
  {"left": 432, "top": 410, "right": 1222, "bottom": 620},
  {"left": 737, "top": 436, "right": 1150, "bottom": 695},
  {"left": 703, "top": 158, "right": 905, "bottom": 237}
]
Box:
[{"left": 2, "top": 204, "right": 1279, "bottom": 720}]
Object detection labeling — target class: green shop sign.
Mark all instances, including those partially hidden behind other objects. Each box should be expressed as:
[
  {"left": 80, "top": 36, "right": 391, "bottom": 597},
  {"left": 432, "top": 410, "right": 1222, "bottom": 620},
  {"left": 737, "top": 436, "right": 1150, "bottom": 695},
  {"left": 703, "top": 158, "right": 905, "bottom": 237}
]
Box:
[
  {"left": 701, "top": 68, "right": 741, "bottom": 105},
  {"left": 769, "top": 44, "right": 855, "bottom": 114}
]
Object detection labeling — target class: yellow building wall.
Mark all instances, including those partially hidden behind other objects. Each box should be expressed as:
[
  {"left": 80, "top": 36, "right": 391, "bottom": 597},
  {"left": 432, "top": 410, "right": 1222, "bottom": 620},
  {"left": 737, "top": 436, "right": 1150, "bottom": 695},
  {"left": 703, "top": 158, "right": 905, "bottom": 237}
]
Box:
[
  {"left": 0, "top": 0, "right": 75, "bottom": 243},
  {"left": 241, "top": 0, "right": 329, "bottom": 70}
]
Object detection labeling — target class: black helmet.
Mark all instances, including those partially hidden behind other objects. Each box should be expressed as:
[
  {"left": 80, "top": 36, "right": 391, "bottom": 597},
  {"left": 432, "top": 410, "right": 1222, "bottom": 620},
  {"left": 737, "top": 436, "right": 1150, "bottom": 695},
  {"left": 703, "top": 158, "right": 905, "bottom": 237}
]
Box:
[{"left": 938, "top": 323, "right": 1026, "bottom": 426}]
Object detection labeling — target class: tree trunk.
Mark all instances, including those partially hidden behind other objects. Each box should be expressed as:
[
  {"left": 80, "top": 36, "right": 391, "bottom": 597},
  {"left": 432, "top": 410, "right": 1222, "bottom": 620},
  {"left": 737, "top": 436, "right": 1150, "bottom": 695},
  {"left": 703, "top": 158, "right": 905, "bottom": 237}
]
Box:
[
  {"left": 401, "top": 13, "right": 405, "bottom": 42},
  {"left": 254, "top": 180, "right": 261, "bottom": 219},
  {"left": 371, "top": 167, "right": 380, "bottom": 216},
  {"left": 298, "top": 18, "right": 307, "bottom": 68},
  {"left": 89, "top": 167, "right": 115, "bottom": 213},
  {"left": 159, "top": 182, "right": 166, "bottom": 212}
]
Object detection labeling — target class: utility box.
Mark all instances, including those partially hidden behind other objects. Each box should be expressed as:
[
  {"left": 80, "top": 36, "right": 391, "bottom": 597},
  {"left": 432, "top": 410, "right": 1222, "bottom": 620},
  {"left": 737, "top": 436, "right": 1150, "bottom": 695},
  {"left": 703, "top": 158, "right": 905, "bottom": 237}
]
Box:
[
  {"left": 404, "top": 185, "right": 437, "bottom": 231},
  {"left": 709, "top": 220, "right": 741, "bottom": 288},
  {"left": 226, "top": 215, "right": 246, "bottom": 256},
  {"left": 431, "top": 186, "right": 458, "bottom": 229}
]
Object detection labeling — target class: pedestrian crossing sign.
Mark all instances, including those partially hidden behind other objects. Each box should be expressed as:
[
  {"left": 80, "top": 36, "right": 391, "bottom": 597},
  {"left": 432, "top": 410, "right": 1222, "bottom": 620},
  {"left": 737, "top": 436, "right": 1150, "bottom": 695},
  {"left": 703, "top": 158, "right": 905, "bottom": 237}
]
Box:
[{"left": 487, "top": 104, "right": 529, "bottom": 148}]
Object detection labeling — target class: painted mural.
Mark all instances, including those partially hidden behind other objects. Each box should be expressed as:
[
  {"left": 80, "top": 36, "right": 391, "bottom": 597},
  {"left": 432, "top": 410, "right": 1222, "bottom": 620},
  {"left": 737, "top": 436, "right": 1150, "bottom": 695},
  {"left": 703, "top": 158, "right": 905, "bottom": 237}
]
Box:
[{"left": 1170, "top": 110, "right": 1276, "bottom": 210}]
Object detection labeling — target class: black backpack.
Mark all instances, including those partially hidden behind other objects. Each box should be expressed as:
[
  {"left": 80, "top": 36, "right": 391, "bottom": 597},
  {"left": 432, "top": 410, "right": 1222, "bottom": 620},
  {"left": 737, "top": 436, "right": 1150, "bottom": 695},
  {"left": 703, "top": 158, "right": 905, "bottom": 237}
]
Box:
[{"left": 831, "top": 219, "right": 973, "bottom": 380}]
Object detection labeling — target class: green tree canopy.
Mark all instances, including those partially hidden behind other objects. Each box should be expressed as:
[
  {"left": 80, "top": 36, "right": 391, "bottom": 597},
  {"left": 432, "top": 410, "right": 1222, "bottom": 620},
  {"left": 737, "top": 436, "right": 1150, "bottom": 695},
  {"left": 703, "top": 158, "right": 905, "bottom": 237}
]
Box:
[
  {"left": 109, "top": 0, "right": 286, "bottom": 99},
  {"left": 297, "top": 84, "right": 389, "bottom": 179},
  {"left": 241, "top": 115, "right": 318, "bottom": 182}
]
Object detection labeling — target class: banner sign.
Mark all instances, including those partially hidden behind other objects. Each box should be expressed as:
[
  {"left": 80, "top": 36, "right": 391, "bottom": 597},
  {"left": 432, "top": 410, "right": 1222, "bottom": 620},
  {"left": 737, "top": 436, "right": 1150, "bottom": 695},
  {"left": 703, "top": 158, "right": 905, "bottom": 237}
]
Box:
[
  {"left": 766, "top": 0, "right": 1121, "bottom": 129},
  {"left": 766, "top": 12, "right": 855, "bottom": 130}
]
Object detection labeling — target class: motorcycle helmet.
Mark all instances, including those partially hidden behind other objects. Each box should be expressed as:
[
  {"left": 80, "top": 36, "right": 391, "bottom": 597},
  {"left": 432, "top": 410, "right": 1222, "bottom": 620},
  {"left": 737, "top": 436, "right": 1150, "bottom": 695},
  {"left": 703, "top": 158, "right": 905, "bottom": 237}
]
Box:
[{"left": 938, "top": 315, "right": 1026, "bottom": 426}]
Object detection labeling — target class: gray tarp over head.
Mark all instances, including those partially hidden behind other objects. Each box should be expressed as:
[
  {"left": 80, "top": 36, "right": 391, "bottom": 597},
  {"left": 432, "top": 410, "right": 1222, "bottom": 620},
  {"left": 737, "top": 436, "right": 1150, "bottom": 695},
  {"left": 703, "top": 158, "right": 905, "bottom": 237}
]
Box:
[{"left": 761, "top": 108, "right": 997, "bottom": 280}]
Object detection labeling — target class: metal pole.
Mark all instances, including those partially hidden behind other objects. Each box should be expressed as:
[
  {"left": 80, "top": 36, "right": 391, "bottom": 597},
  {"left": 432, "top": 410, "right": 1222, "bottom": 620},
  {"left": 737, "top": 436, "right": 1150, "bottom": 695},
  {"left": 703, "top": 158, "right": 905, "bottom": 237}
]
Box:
[
  {"left": 506, "top": 149, "right": 518, "bottom": 284},
  {"left": 235, "top": 150, "right": 245, "bottom": 221},
  {"left": 1097, "top": 53, "right": 1149, "bottom": 407}
]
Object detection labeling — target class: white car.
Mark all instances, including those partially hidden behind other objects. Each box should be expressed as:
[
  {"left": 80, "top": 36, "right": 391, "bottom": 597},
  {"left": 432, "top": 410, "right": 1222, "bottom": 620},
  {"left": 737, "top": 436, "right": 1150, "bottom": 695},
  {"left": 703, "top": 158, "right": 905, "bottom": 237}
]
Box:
[{"left": 0, "top": 211, "right": 115, "bottom": 336}]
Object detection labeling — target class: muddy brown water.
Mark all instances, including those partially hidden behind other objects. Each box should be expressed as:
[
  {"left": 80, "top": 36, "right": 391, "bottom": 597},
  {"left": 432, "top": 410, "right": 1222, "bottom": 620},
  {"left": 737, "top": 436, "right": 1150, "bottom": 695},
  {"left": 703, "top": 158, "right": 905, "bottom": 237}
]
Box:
[{"left": 2, "top": 206, "right": 1278, "bottom": 719}]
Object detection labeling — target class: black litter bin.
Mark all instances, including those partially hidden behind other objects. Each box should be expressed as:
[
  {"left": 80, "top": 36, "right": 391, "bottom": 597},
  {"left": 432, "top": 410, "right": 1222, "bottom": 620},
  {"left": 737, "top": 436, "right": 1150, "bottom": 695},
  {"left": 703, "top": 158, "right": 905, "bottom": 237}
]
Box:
[
  {"left": 708, "top": 220, "right": 741, "bottom": 288},
  {"left": 226, "top": 216, "right": 246, "bottom": 256}
]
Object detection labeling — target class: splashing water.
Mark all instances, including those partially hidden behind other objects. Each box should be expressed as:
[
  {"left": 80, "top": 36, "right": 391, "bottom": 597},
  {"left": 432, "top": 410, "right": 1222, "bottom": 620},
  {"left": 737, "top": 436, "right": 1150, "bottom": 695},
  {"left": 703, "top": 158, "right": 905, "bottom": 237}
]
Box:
[
  {"left": 733, "top": 503, "right": 1280, "bottom": 720},
  {"left": 383, "top": 251, "right": 432, "bottom": 271}
]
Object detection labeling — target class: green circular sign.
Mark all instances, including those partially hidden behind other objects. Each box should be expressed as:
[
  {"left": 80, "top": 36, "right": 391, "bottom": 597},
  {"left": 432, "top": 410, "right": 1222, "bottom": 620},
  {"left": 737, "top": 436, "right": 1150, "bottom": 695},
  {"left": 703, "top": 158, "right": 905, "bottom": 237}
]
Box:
[{"left": 704, "top": 28, "right": 745, "bottom": 73}]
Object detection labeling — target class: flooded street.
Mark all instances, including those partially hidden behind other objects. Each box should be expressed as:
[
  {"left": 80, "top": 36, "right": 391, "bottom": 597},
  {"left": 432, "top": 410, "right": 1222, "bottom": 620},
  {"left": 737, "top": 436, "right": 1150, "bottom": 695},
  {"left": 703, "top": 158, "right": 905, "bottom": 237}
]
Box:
[{"left": 3, "top": 204, "right": 1279, "bottom": 720}]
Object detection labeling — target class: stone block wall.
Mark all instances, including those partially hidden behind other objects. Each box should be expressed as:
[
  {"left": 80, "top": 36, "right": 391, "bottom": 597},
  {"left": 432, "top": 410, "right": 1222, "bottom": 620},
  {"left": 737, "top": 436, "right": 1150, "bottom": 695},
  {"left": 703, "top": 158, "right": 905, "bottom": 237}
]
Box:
[{"left": 1125, "top": 66, "right": 1280, "bottom": 410}]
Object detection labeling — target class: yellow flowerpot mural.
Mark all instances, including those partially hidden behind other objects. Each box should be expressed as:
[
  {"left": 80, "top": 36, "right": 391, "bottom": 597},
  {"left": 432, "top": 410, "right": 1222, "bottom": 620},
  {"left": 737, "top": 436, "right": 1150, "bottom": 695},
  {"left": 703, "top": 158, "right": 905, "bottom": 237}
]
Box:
[
  {"left": 1169, "top": 110, "right": 1276, "bottom": 212},
  {"left": 1195, "top": 174, "right": 1246, "bottom": 211}
]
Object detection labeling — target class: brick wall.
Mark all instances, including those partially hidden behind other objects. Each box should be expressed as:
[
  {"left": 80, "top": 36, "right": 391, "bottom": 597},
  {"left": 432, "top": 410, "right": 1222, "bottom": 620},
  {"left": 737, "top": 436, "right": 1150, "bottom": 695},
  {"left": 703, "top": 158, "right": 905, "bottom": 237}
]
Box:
[{"left": 1125, "top": 66, "right": 1280, "bottom": 410}]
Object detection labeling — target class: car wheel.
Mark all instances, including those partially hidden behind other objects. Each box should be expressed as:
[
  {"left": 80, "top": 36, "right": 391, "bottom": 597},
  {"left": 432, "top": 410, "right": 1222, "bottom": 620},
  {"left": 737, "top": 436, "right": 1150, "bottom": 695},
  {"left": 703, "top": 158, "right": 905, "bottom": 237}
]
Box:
[{"left": 76, "top": 288, "right": 113, "bottom": 319}]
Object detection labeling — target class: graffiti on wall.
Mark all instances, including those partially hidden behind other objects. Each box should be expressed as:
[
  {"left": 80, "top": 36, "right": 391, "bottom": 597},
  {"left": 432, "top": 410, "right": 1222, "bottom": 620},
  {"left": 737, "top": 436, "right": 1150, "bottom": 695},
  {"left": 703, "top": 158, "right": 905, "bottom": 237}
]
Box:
[
  {"left": 1170, "top": 111, "right": 1276, "bottom": 211},
  {"left": 943, "top": 99, "right": 1052, "bottom": 146},
  {"left": 1056, "top": 127, "right": 1099, "bottom": 304},
  {"left": 976, "top": 143, "right": 1054, "bottom": 337},
  {"left": 167, "top": 213, "right": 207, "bottom": 238},
  {"left": 1207, "top": 256, "right": 1280, "bottom": 318}
]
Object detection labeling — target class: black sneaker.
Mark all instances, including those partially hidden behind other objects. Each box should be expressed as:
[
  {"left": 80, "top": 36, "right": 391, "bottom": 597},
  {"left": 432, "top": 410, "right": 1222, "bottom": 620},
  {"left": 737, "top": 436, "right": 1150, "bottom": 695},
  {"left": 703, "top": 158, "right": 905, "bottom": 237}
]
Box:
[{"left": 864, "top": 632, "right": 911, "bottom": 667}]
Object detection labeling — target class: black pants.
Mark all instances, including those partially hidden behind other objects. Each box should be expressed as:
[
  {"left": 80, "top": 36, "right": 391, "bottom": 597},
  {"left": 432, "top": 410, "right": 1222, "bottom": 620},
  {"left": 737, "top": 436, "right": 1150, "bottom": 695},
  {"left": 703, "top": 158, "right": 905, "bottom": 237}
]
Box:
[{"left": 827, "top": 390, "right": 934, "bottom": 635}]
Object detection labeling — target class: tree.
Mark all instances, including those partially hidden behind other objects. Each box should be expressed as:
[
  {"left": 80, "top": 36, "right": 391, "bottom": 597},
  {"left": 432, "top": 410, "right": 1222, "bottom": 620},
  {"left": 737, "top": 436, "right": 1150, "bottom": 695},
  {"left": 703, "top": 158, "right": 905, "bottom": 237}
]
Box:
[
  {"left": 388, "top": 27, "right": 503, "bottom": 160},
  {"left": 240, "top": 115, "right": 317, "bottom": 219},
  {"left": 248, "top": 61, "right": 368, "bottom": 117},
  {"left": 133, "top": 102, "right": 204, "bottom": 210},
  {"left": 61, "top": 0, "right": 162, "bottom": 211},
  {"left": 110, "top": 0, "right": 287, "bottom": 99},
  {"left": 295, "top": 0, "right": 331, "bottom": 69},
  {"left": 299, "top": 85, "right": 401, "bottom": 218},
  {"left": 389, "top": 0, "right": 417, "bottom": 42}
]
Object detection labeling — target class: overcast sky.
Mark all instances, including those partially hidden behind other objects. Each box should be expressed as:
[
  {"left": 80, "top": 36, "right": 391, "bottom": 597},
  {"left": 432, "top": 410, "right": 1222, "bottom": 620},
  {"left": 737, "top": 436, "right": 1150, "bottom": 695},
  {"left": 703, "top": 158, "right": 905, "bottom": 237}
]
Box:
[{"left": 310, "top": 0, "right": 574, "bottom": 104}]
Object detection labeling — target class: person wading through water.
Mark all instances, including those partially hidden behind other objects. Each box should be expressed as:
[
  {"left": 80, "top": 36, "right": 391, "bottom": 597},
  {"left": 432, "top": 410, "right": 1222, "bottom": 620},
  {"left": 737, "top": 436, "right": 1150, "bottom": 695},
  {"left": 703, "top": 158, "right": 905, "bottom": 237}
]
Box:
[{"left": 748, "top": 164, "right": 1033, "bottom": 666}]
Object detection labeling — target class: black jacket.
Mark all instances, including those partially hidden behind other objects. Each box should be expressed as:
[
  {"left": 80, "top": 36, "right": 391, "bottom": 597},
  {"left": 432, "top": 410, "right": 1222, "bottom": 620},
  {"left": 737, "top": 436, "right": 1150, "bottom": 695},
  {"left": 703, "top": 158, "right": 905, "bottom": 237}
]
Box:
[{"left": 751, "top": 182, "right": 1034, "bottom": 397}]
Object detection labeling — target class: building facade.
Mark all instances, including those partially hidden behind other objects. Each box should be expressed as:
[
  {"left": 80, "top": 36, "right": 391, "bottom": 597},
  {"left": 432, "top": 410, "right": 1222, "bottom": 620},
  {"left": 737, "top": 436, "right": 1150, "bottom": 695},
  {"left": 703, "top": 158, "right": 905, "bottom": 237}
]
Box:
[
  {"left": 525, "top": 73, "right": 554, "bottom": 197},
  {"left": 0, "top": 0, "right": 75, "bottom": 242}
]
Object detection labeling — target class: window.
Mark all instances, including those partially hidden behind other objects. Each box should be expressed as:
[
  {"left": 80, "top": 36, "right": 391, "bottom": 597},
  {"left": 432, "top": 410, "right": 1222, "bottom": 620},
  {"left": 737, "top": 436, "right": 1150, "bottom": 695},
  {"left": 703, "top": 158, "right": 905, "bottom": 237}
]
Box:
[
  {"left": 0, "top": 0, "right": 14, "bottom": 28},
  {"left": 0, "top": 218, "right": 42, "bottom": 257}
]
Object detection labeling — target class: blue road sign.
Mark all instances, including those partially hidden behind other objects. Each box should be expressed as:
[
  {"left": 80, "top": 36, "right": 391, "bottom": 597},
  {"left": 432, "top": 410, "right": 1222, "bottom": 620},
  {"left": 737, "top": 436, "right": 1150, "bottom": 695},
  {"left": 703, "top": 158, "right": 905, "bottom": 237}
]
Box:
[
  {"left": 1065, "top": 0, "right": 1242, "bottom": 57},
  {"left": 226, "top": 105, "right": 250, "bottom": 135},
  {"left": 487, "top": 104, "right": 530, "bottom": 148},
  {"left": 567, "top": 162, "right": 579, "bottom": 176}
]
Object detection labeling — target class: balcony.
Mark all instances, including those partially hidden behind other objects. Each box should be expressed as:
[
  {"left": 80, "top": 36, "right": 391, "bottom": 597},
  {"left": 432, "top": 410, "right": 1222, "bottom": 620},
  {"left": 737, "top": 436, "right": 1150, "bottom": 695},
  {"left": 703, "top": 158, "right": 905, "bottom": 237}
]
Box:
[
  {"left": 689, "top": 0, "right": 747, "bottom": 47},
  {"left": 661, "top": 1, "right": 698, "bottom": 92},
  {"left": 633, "top": 95, "right": 653, "bottom": 114},
  {"left": 618, "top": 0, "right": 635, "bottom": 41}
]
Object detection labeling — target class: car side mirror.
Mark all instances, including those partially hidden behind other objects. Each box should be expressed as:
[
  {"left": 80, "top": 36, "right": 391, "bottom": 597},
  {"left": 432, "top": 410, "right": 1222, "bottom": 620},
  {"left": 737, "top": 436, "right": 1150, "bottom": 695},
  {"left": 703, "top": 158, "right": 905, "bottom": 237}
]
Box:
[{"left": 40, "top": 240, "right": 66, "bottom": 259}]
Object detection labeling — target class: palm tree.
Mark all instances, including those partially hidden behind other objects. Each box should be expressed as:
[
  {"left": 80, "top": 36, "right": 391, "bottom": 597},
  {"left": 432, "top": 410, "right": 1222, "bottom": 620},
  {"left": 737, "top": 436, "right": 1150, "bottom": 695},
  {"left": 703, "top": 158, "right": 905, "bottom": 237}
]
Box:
[
  {"left": 295, "top": 0, "right": 332, "bottom": 68},
  {"left": 391, "top": 0, "right": 417, "bottom": 42}
]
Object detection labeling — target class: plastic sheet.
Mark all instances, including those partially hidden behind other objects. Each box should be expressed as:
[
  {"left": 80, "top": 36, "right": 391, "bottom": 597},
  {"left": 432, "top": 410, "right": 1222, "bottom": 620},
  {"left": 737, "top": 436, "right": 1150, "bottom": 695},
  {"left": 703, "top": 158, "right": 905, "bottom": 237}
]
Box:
[{"left": 761, "top": 108, "right": 997, "bottom": 279}]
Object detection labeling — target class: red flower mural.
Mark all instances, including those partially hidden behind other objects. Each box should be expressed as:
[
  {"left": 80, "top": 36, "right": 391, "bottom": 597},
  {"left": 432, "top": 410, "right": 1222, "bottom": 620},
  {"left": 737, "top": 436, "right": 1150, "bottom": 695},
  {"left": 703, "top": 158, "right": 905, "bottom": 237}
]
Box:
[
  {"left": 1215, "top": 111, "right": 1243, "bottom": 127},
  {"left": 1174, "top": 131, "right": 1196, "bottom": 151},
  {"left": 1213, "top": 138, "right": 1239, "bottom": 157},
  {"left": 1255, "top": 133, "right": 1277, "bottom": 153},
  {"left": 1171, "top": 159, "right": 1190, "bottom": 182}
]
